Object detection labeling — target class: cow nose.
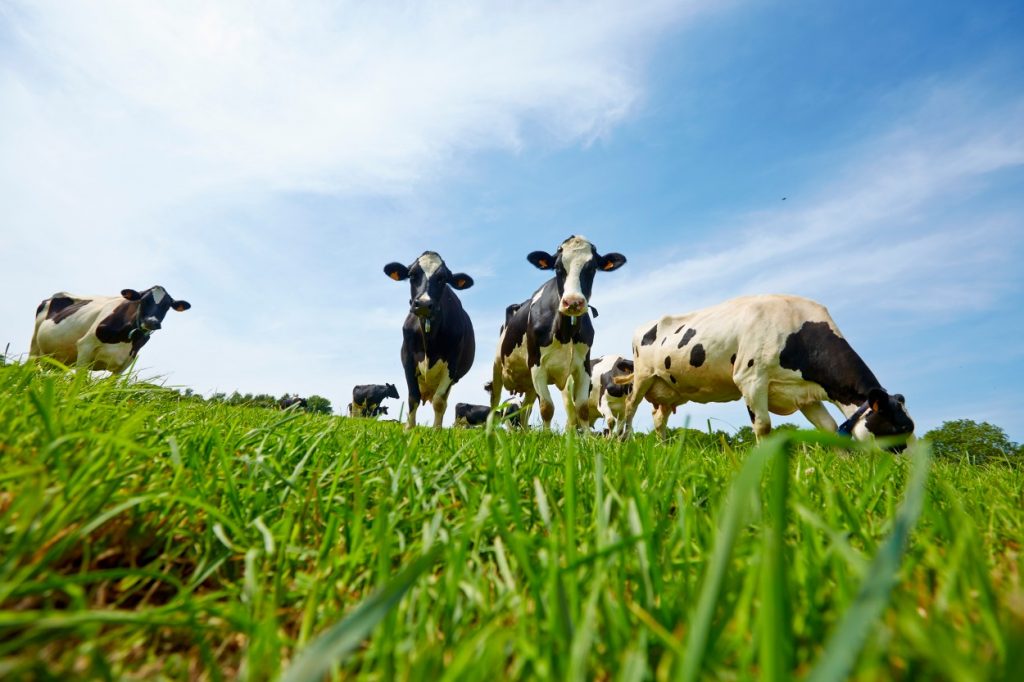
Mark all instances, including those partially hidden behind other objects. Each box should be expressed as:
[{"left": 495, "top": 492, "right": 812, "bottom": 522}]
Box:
[
  {"left": 560, "top": 294, "right": 587, "bottom": 316},
  {"left": 142, "top": 317, "right": 161, "bottom": 331},
  {"left": 412, "top": 300, "right": 434, "bottom": 317}
]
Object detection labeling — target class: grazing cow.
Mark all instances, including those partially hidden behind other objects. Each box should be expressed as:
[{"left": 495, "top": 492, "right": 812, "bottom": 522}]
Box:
[
  {"left": 587, "top": 355, "right": 634, "bottom": 435},
  {"left": 30, "top": 286, "right": 191, "bottom": 373},
  {"left": 616, "top": 294, "right": 915, "bottom": 447},
  {"left": 454, "top": 400, "right": 524, "bottom": 428},
  {"left": 490, "top": 235, "right": 626, "bottom": 430},
  {"left": 349, "top": 383, "right": 399, "bottom": 418},
  {"left": 384, "top": 252, "right": 475, "bottom": 429},
  {"left": 279, "top": 394, "right": 308, "bottom": 410}
]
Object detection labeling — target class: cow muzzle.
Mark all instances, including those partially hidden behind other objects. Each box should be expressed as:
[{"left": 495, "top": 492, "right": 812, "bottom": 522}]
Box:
[
  {"left": 411, "top": 300, "right": 434, "bottom": 318},
  {"left": 141, "top": 317, "right": 162, "bottom": 332},
  {"left": 560, "top": 294, "right": 588, "bottom": 317}
]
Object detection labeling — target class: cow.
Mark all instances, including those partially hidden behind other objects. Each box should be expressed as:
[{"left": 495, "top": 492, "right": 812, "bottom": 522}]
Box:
[
  {"left": 349, "top": 383, "right": 399, "bottom": 418},
  {"left": 30, "top": 286, "right": 191, "bottom": 373},
  {"left": 587, "top": 355, "right": 634, "bottom": 435},
  {"left": 490, "top": 235, "right": 626, "bottom": 430},
  {"left": 454, "top": 400, "right": 524, "bottom": 428},
  {"left": 384, "top": 252, "right": 475, "bottom": 429},
  {"left": 615, "top": 294, "right": 915, "bottom": 448},
  {"left": 279, "top": 394, "right": 308, "bottom": 410}
]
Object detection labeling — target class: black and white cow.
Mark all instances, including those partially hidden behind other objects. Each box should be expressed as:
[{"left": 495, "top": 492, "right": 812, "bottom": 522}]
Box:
[
  {"left": 279, "top": 394, "right": 308, "bottom": 410},
  {"left": 616, "top": 294, "right": 915, "bottom": 447},
  {"left": 384, "top": 252, "right": 475, "bottom": 429},
  {"left": 454, "top": 400, "right": 524, "bottom": 428},
  {"left": 587, "top": 355, "right": 634, "bottom": 435},
  {"left": 30, "top": 287, "right": 191, "bottom": 373},
  {"left": 490, "top": 236, "right": 626, "bottom": 430},
  {"left": 349, "top": 383, "right": 399, "bottom": 418}
]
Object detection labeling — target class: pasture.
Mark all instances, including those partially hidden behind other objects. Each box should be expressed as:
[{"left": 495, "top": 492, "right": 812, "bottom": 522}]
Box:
[{"left": 1, "top": 362, "right": 1021, "bottom": 680}]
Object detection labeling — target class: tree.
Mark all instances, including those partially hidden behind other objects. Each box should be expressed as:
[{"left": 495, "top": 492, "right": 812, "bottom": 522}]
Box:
[
  {"left": 924, "top": 419, "right": 1021, "bottom": 465},
  {"left": 305, "top": 395, "right": 333, "bottom": 415}
]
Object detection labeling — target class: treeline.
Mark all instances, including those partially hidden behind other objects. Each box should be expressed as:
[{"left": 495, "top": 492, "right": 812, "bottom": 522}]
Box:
[{"left": 175, "top": 388, "right": 333, "bottom": 415}]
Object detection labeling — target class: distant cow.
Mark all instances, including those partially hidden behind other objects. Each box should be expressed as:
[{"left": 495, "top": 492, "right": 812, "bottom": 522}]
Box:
[
  {"left": 454, "top": 400, "right": 524, "bottom": 428},
  {"left": 490, "top": 236, "right": 626, "bottom": 430},
  {"left": 279, "top": 395, "right": 308, "bottom": 410},
  {"left": 384, "top": 252, "right": 475, "bottom": 428},
  {"left": 349, "top": 383, "right": 399, "bottom": 418},
  {"left": 616, "top": 295, "right": 915, "bottom": 447},
  {"left": 587, "top": 355, "right": 634, "bottom": 434},
  {"left": 30, "top": 286, "right": 191, "bottom": 373}
]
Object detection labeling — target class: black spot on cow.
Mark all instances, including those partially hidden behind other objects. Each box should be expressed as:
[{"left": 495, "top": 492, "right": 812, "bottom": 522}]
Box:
[
  {"left": 674, "top": 324, "right": 685, "bottom": 335},
  {"left": 640, "top": 325, "right": 658, "bottom": 346},
  {"left": 46, "top": 296, "right": 92, "bottom": 324},
  {"left": 664, "top": 356, "right": 671, "bottom": 369},
  {"left": 747, "top": 358, "right": 754, "bottom": 368},
  {"left": 747, "top": 406, "right": 756, "bottom": 424},
  {"left": 670, "top": 375, "right": 677, "bottom": 383},
  {"left": 730, "top": 353, "right": 736, "bottom": 365},
  {"left": 690, "top": 344, "right": 705, "bottom": 367},
  {"left": 677, "top": 328, "right": 696, "bottom": 349},
  {"left": 661, "top": 337, "right": 666, "bottom": 346},
  {"left": 779, "top": 321, "right": 881, "bottom": 407}
]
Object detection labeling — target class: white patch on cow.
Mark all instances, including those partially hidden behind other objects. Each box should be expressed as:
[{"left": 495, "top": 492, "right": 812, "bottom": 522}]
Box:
[
  {"left": 500, "top": 339, "right": 533, "bottom": 393},
  {"left": 559, "top": 235, "right": 595, "bottom": 305},
  {"left": 418, "top": 252, "right": 444, "bottom": 277},
  {"left": 539, "top": 338, "right": 589, "bottom": 391},
  {"left": 416, "top": 357, "right": 451, "bottom": 404},
  {"left": 531, "top": 288, "right": 545, "bottom": 304},
  {"left": 151, "top": 286, "right": 167, "bottom": 304}
]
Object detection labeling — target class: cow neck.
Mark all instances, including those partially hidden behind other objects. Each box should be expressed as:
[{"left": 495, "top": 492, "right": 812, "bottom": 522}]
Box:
[
  {"left": 838, "top": 402, "right": 870, "bottom": 436},
  {"left": 124, "top": 301, "right": 153, "bottom": 356},
  {"left": 554, "top": 311, "right": 587, "bottom": 344}
]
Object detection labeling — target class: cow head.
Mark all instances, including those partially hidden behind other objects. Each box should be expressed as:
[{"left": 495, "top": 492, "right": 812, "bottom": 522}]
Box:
[
  {"left": 121, "top": 286, "right": 190, "bottom": 333},
  {"left": 851, "top": 388, "right": 915, "bottom": 451},
  {"left": 385, "top": 383, "right": 400, "bottom": 400},
  {"left": 384, "top": 252, "right": 473, "bottom": 325},
  {"left": 527, "top": 235, "right": 626, "bottom": 317}
]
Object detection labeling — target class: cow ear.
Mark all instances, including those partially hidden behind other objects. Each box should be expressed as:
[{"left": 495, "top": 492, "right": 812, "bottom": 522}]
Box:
[
  {"left": 172, "top": 300, "right": 191, "bottom": 312},
  {"left": 384, "top": 262, "right": 409, "bottom": 281},
  {"left": 121, "top": 289, "right": 142, "bottom": 301},
  {"left": 894, "top": 393, "right": 906, "bottom": 405},
  {"left": 449, "top": 273, "right": 474, "bottom": 290},
  {"left": 868, "top": 387, "right": 888, "bottom": 412},
  {"left": 597, "top": 252, "right": 627, "bottom": 272},
  {"left": 527, "top": 251, "right": 555, "bottom": 270}
]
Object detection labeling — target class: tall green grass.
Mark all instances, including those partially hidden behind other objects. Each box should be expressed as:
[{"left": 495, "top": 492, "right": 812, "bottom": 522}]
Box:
[{"left": 1, "top": 362, "right": 1021, "bottom": 679}]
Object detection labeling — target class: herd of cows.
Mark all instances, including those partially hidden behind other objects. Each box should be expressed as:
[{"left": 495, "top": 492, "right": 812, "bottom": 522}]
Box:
[{"left": 28, "top": 235, "right": 915, "bottom": 446}]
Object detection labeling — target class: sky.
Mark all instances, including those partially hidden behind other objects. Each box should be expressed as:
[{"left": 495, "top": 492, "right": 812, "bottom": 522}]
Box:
[{"left": 2, "top": 0, "right": 1022, "bottom": 439}]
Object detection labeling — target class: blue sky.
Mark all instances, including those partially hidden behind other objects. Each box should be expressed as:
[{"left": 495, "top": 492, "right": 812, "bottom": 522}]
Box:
[{"left": 2, "top": 0, "right": 1022, "bottom": 438}]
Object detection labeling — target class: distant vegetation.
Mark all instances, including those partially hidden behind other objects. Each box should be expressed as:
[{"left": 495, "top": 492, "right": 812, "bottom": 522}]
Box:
[
  {"left": 1, "top": 362, "right": 1022, "bottom": 679},
  {"left": 178, "top": 387, "right": 333, "bottom": 415},
  {"left": 925, "top": 419, "right": 1022, "bottom": 465}
]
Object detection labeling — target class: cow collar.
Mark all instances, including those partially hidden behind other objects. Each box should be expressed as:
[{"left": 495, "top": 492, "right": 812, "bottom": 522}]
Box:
[
  {"left": 127, "top": 304, "right": 151, "bottom": 342},
  {"left": 837, "top": 402, "right": 870, "bottom": 436}
]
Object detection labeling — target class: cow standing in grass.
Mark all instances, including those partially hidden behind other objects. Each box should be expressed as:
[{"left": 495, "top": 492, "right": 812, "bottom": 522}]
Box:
[
  {"left": 490, "top": 236, "right": 626, "bottom": 430},
  {"left": 616, "top": 294, "right": 915, "bottom": 448},
  {"left": 384, "top": 252, "right": 475, "bottom": 429},
  {"left": 31, "top": 286, "right": 191, "bottom": 373},
  {"left": 587, "top": 355, "right": 634, "bottom": 435}
]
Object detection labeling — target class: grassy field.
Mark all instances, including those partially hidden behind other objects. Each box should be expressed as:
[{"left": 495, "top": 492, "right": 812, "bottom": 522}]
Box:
[{"left": 1, "top": 362, "right": 1022, "bottom": 680}]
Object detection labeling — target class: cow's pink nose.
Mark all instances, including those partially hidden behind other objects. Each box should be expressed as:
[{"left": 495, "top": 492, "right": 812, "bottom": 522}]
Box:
[{"left": 561, "top": 295, "right": 587, "bottom": 315}]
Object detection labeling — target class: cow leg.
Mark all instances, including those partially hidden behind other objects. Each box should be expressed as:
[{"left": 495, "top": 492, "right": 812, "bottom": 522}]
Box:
[
  {"left": 800, "top": 401, "right": 838, "bottom": 432},
  {"left": 75, "top": 338, "right": 97, "bottom": 372},
  {"left": 516, "top": 390, "right": 537, "bottom": 429},
  {"left": 403, "top": 361, "right": 421, "bottom": 430},
  {"left": 618, "top": 372, "right": 656, "bottom": 439},
  {"left": 652, "top": 404, "right": 672, "bottom": 440},
  {"left": 530, "top": 365, "right": 556, "bottom": 430},
  {"left": 490, "top": 360, "right": 503, "bottom": 411},
  {"left": 572, "top": 370, "right": 592, "bottom": 432},
  {"left": 741, "top": 383, "right": 772, "bottom": 440}
]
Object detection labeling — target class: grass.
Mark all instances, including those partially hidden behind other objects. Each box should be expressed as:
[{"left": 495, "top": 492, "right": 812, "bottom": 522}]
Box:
[{"left": 1, "top": 361, "right": 1022, "bottom": 680}]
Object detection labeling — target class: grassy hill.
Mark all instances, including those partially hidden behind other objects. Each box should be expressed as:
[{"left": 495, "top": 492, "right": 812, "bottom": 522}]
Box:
[{"left": 1, "top": 362, "right": 1021, "bottom": 680}]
